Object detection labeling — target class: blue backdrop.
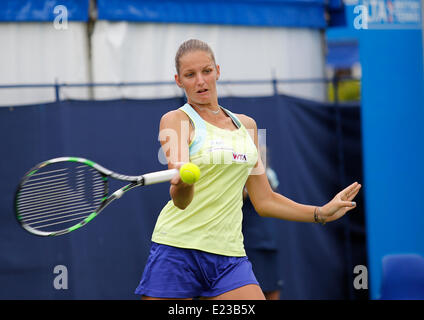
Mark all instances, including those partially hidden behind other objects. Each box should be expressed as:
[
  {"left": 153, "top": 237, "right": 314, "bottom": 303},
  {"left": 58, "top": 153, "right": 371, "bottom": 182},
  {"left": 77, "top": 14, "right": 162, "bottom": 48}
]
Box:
[
  {"left": 360, "top": 29, "right": 424, "bottom": 299},
  {"left": 0, "top": 0, "right": 89, "bottom": 22},
  {"left": 0, "top": 95, "right": 365, "bottom": 299},
  {"left": 96, "top": 0, "right": 327, "bottom": 28},
  {"left": 0, "top": 0, "right": 328, "bottom": 28},
  {"left": 327, "top": 1, "right": 424, "bottom": 299}
]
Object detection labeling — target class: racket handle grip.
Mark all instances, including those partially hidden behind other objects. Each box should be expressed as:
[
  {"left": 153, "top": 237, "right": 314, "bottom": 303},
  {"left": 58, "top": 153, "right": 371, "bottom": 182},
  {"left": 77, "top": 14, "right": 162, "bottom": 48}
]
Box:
[{"left": 143, "top": 168, "right": 178, "bottom": 185}]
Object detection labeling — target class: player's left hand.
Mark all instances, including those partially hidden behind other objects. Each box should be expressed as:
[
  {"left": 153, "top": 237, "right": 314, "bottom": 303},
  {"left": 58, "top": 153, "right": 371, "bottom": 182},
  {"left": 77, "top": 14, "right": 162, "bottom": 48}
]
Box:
[{"left": 320, "top": 182, "right": 362, "bottom": 222}]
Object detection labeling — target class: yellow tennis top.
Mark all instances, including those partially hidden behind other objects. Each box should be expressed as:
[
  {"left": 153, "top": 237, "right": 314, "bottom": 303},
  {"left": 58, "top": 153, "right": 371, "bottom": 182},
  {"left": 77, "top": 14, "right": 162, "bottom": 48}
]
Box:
[{"left": 151, "top": 103, "right": 258, "bottom": 256}]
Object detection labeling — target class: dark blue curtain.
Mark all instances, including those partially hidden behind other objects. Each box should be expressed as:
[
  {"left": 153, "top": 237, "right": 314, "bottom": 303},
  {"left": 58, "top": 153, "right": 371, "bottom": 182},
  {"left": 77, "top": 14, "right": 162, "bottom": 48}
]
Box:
[
  {"left": 0, "top": 95, "right": 366, "bottom": 299},
  {"left": 326, "top": 41, "right": 359, "bottom": 69}
]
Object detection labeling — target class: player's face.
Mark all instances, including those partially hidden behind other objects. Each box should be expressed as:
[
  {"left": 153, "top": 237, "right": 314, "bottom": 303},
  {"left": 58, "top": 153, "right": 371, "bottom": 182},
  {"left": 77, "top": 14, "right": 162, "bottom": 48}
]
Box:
[{"left": 175, "top": 50, "right": 220, "bottom": 107}]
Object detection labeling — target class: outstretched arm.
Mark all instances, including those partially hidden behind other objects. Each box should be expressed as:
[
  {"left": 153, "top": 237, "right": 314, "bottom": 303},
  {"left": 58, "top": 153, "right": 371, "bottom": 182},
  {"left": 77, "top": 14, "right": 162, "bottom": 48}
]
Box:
[{"left": 240, "top": 114, "right": 361, "bottom": 224}]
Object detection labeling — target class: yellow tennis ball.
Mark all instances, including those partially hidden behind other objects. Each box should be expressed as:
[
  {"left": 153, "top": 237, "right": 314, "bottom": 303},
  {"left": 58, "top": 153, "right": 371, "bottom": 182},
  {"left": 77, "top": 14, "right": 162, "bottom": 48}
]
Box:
[{"left": 179, "top": 163, "right": 201, "bottom": 184}]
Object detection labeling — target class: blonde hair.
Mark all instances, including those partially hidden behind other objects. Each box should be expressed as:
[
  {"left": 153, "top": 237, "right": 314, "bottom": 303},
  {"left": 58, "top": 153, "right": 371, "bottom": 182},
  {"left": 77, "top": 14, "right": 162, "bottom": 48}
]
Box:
[{"left": 175, "top": 39, "right": 216, "bottom": 74}]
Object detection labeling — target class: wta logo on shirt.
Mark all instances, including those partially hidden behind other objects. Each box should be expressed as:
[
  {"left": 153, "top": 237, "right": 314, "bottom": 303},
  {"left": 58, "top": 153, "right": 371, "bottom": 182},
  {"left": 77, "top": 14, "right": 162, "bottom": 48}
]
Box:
[{"left": 232, "top": 152, "right": 248, "bottom": 163}]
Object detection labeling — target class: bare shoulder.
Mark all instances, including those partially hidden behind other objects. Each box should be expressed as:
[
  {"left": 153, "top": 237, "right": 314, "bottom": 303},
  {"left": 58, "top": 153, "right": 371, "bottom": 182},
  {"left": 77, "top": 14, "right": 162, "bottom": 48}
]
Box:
[
  {"left": 160, "top": 109, "right": 189, "bottom": 128},
  {"left": 235, "top": 113, "right": 257, "bottom": 130}
]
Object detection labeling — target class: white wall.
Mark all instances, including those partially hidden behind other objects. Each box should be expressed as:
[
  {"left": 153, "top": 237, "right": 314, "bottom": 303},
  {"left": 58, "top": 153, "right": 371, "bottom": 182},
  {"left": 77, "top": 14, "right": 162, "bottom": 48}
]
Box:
[
  {"left": 0, "top": 21, "right": 326, "bottom": 106},
  {"left": 0, "top": 22, "right": 90, "bottom": 106},
  {"left": 92, "top": 22, "right": 327, "bottom": 101}
]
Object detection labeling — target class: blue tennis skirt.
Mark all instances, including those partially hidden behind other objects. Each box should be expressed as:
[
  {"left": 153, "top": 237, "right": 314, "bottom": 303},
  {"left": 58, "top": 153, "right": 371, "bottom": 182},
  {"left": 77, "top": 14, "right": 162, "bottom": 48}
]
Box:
[{"left": 134, "top": 242, "right": 259, "bottom": 298}]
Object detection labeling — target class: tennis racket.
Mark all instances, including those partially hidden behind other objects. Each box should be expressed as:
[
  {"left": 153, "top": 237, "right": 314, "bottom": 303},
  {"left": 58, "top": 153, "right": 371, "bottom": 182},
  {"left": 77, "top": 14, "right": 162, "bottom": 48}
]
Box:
[{"left": 14, "top": 157, "right": 185, "bottom": 237}]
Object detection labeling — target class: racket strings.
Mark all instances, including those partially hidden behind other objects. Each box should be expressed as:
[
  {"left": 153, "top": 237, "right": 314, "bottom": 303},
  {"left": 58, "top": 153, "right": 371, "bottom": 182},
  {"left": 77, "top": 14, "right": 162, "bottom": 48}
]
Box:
[
  {"left": 17, "top": 164, "right": 106, "bottom": 232},
  {"left": 19, "top": 188, "right": 104, "bottom": 229}
]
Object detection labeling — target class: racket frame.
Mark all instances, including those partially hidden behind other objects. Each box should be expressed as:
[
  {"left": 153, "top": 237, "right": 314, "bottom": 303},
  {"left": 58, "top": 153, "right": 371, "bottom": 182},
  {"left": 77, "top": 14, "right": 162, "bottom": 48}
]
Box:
[{"left": 15, "top": 157, "right": 177, "bottom": 237}]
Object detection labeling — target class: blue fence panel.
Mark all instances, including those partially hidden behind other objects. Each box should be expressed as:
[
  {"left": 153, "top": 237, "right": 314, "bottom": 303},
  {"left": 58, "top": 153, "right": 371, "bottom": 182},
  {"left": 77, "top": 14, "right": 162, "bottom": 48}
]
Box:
[{"left": 0, "top": 95, "right": 364, "bottom": 299}]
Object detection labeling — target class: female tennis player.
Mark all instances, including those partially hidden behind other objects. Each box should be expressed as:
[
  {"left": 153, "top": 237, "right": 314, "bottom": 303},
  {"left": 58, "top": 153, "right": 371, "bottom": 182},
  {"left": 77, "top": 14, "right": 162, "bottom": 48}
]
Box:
[{"left": 135, "top": 39, "right": 362, "bottom": 300}]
